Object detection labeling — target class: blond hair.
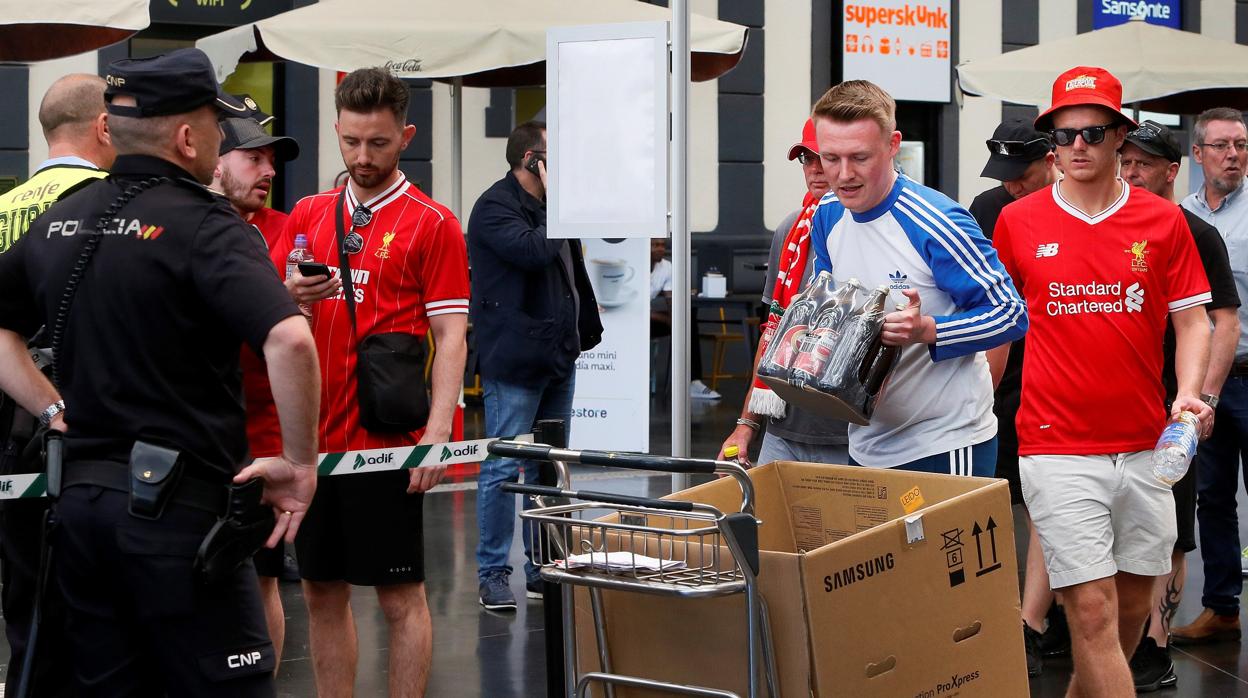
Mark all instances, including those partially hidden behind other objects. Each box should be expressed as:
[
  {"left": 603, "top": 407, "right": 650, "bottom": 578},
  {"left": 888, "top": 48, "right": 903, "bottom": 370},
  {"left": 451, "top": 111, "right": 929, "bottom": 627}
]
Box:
[{"left": 812, "top": 80, "right": 896, "bottom": 135}]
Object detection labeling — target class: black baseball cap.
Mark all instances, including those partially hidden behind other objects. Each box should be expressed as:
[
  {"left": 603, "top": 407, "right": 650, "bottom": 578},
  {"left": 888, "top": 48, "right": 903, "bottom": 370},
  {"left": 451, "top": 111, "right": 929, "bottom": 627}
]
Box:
[
  {"left": 104, "top": 48, "right": 247, "bottom": 119},
  {"left": 1124, "top": 120, "right": 1182, "bottom": 164},
  {"left": 981, "top": 119, "right": 1053, "bottom": 182},
  {"left": 220, "top": 117, "right": 300, "bottom": 161}
]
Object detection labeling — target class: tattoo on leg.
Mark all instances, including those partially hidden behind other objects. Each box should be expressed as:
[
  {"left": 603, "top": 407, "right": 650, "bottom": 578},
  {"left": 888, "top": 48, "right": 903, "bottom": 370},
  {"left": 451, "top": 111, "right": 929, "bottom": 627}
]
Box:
[{"left": 1159, "top": 575, "right": 1182, "bottom": 635}]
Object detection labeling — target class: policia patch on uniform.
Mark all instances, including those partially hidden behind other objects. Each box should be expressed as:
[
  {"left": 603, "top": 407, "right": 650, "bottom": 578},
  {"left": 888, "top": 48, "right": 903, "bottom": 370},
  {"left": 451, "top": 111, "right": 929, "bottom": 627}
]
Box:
[{"left": 198, "top": 643, "right": 276, "bottom": 681}]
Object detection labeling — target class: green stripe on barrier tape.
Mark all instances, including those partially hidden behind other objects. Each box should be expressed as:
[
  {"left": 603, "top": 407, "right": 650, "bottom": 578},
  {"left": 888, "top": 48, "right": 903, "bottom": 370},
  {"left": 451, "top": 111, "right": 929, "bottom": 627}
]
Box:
[{"left": 0, "top": 435, "right": 534, "bottom": 499}]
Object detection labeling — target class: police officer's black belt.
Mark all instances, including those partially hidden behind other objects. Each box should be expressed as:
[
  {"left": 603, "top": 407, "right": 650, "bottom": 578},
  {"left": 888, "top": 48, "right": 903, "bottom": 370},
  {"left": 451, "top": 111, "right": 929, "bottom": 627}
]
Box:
[{"left": 61, "top": 461, "right": 225, "bottom": 515}]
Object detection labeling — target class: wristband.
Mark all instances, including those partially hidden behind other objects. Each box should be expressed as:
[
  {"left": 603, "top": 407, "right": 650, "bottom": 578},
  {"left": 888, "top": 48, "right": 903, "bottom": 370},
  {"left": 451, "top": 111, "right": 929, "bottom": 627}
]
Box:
[{"left": 735, "top": 417, "right": 761, "bottom": 431}]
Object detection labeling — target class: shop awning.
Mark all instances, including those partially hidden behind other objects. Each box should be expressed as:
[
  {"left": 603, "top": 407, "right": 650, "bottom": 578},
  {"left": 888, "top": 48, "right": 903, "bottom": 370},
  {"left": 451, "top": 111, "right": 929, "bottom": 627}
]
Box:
[
  {"left": 196, "top": 0, "right": 747, "bottom": 86},
  {"left": 956, "top": 18, "right": 1248, "bottom": 113},
  {"left": 0, "top": 0, "right": 149, "bottom": 62}
]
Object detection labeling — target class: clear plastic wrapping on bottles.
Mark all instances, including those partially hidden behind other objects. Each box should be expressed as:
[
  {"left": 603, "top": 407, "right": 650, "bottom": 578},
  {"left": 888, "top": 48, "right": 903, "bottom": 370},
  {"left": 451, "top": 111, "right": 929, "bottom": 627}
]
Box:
[{"left": 753, "top": 280, "right": 902, "bottom": 425}]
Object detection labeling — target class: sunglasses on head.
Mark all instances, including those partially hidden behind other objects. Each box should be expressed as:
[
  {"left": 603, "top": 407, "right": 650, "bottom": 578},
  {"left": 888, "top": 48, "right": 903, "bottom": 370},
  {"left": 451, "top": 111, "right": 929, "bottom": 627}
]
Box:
[
  {"left": 1049, "top": 123, "right": 1117, "bottom": 147},
  {"left": 985, "top": 137, "right": 1050, "bottom": 157}
]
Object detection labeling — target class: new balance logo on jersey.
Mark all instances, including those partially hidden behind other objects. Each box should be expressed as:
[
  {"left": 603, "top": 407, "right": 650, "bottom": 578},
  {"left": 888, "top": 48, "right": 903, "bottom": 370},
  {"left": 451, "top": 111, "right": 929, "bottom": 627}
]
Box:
[
  {"left": 1036, "top": 243, "right": 1059, "bottom": 258},
  {"left": 888, "top": 270, "right": 909, "bottom": 290},
  {"left": 1124, "top": 282, "right": 1144, "bottom": 312}
]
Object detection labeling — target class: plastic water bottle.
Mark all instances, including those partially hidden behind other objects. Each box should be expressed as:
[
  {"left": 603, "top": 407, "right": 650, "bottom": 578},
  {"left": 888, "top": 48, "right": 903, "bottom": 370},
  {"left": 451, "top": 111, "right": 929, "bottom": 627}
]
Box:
[
  {"left": 285, "top": 234, "right": 313, "bottom": 318},
  {"left": 1153, "top": 412, "right": 1200, "bottom": 485}
]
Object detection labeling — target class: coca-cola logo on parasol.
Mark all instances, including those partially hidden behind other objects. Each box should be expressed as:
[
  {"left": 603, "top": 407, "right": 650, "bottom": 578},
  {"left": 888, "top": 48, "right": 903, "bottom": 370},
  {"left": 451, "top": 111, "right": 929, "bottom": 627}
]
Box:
[{"left": 385, "top": 59, "right": 424, "bottom": 74}]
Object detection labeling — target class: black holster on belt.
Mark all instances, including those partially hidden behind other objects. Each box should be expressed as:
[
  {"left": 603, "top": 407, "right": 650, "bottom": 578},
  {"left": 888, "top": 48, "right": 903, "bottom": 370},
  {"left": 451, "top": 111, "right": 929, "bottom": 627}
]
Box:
[
  {"left": 128, "top": 440, "right": 184, "bottom": 520},
  {"left": 193, "top": 477, "right": 275, "bottom": 586}
]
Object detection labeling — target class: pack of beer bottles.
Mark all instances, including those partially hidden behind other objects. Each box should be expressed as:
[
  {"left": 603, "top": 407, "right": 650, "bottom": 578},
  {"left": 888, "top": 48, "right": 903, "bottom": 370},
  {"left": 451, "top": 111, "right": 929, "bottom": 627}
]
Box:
[{"left": 756, "top": 271, "right": 899, "bottom": 421}]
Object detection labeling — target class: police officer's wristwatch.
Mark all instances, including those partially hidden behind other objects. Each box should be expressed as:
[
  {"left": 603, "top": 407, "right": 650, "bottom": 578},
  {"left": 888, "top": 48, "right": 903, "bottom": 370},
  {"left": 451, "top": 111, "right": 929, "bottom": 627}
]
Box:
[
  {"left": 38, "top": 400, "right": 65, "bottom": 428},
  {"left": 1201, "top": 393, "right": 1220, "bottom": 409}
]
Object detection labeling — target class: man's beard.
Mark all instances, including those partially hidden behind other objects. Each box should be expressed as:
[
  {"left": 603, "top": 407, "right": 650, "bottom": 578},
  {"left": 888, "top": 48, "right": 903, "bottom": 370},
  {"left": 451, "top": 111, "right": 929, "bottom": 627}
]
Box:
[
  {"left": 348, "top": 160, "right": 398, "bottom": 191},
  {"left": 222, "top": 168, "right": 267, "bottom": 214},
  {"left": 1211, "top": 171, "right": 1243, "bottom": 195}
]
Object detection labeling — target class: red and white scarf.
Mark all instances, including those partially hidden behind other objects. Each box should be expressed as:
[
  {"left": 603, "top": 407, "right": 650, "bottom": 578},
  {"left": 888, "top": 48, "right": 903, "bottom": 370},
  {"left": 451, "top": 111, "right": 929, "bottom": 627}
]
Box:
[{"left": 750, "top": 192, "right": 820, "bottom": 418}]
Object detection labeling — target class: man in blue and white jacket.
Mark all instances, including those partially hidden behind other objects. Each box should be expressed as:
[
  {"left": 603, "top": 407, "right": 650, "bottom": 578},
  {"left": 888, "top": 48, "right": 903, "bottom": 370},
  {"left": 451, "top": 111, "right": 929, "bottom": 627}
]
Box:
[{"left": 809, "top": 80, "right": 1027, "bottom": 476}]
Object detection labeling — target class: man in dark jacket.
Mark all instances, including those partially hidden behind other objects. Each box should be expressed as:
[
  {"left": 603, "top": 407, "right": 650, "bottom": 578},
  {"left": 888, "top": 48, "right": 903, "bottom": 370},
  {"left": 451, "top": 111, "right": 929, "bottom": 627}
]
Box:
[{"left": 468, "top": 121, "right": 602, "bottom": 610}]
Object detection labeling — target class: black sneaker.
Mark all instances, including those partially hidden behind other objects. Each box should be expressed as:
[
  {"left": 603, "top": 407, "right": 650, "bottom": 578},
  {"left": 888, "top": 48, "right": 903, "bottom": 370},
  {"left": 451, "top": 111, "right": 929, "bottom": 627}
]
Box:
[
  {"left": 1041, "top": 605, "right": 1071, "bottom": 658},
  {"left": 1130, "top": 636, "right": 1177, "bottom": 692},
  {"left": 1023, "top": 622, "right": 1043, "bottom": 677},
  {"left": 478, "top": 572, "right": 517, "bottom": 611}
]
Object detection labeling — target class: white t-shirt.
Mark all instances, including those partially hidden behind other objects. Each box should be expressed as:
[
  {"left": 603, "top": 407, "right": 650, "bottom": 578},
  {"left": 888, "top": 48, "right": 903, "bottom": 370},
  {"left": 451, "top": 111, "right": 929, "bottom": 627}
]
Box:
[
  {"left": 809, "top": 174, "right": 1027, "bottom": 467},
  {"left": 650, "top": 258, "right": 673, "bottom": 299}
]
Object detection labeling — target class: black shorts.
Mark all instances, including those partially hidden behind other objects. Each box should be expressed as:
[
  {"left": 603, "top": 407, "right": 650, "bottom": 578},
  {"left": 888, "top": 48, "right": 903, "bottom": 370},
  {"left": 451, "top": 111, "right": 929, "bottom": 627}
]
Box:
[
  {"left": 252, "top": 542, "right": 285, "bottom": 578},
  {"left": 294, "top": 470, "right": 425, "bottom": 586},
  {"left": 1172, "top": 453, "right": 1198, "bottom": 554},
  {"left": 993, "top": 397, "right": 1024, "bottom": 506}
]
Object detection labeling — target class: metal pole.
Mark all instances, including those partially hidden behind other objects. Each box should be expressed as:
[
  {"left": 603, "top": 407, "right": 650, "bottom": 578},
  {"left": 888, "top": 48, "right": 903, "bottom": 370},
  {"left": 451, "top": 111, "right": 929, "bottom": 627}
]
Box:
[
  {"left": 452, "top": 77, "right": 464, "bottom": 218},
  {"left": 671, "top": 0, "right": 691, "bottom": 489}
]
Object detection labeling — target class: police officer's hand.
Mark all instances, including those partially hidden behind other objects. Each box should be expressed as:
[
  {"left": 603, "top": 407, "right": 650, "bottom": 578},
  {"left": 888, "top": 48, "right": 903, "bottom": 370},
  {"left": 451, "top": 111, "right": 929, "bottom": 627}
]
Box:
[
  {"left": 408, "top": 428, "right": 451, "bottom": 493},
  {"left": 235, "top": 455, "right": 318, "bottom": 547},
  {"left": 286, "top": 270, "right": 342, "bottom": 306}
]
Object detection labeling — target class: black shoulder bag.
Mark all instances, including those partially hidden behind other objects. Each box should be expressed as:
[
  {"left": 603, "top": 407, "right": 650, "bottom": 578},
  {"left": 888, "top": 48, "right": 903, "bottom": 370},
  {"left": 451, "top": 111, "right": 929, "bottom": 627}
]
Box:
[{"left": 334, "top": 191, "right": 430, "bottom": 433}]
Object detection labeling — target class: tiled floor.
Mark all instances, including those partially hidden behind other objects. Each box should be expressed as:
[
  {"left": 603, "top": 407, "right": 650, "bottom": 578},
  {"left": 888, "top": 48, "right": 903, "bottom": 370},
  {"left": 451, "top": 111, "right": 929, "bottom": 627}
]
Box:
[{"left": 4, "top": 378, "right": 1248, "bottom": 696}]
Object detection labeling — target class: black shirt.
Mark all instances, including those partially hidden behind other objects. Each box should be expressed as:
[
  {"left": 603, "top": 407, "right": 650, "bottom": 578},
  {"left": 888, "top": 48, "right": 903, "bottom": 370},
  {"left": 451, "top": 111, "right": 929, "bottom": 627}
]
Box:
[
  {"left": 0, "top": 155, "right": 300, "bottom": 477},
  {"left": 968, "top": 185, "right": 1015, "bottom": 243},
  {"left": 1162, "top": 206, "right": 1240, "bottom": 403}
]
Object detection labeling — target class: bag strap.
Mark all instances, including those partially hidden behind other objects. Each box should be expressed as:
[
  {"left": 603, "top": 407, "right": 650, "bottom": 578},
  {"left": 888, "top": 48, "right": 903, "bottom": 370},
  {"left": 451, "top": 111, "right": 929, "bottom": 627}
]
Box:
[{"left": 333, "top": 190, "right": 359, "bottom": 345}]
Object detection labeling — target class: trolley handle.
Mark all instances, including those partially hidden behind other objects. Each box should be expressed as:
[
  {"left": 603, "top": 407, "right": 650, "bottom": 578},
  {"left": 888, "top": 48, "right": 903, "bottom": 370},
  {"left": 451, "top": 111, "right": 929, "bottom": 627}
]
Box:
[
  {"left": 502, "top": 483, "right": 695, "bottom": 513},
  {"left": 490, "top": 441, "right": 717, "bottom": 475}
]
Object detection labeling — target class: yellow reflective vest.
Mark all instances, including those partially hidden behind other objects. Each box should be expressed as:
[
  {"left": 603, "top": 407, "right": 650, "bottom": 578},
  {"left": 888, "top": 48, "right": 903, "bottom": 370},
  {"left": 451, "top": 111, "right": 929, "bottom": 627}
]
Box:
[{"left": 0, "top": 164, "right": 106, "bottom": 255}]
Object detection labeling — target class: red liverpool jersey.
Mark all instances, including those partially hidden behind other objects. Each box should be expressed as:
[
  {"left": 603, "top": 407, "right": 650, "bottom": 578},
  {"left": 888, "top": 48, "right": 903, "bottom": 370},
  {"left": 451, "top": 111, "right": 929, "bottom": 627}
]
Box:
[
  {"left": 993, "top": 181, "right": 1210, "bottom": 455},
  {"left": 274, "top": 175, "right": 470, "bottom": 453},
  {"left": 241, "top": 207, "right": 288, "bottom": 459}
]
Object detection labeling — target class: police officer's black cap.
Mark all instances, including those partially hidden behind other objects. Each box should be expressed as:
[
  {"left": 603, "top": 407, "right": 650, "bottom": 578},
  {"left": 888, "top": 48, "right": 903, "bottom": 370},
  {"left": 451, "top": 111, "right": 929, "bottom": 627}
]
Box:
[
  {"left": 981, "top": 119, "right": 1054, "bottom": 182},
  {"left": 220, "top": 117, "right": 300, "bottom": 161},
  {"left": 1124, "top": 120, "right": 1183, "bottom": 164},
  {"left": 104, "top": 48, "right": 248, "bottom": 119}
]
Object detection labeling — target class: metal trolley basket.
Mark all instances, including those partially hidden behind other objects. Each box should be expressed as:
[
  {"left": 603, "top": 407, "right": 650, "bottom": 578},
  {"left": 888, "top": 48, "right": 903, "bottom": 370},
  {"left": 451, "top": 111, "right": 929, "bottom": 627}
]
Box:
[{"left": 491, "top": 441, "right": 777, "bottom": 698}]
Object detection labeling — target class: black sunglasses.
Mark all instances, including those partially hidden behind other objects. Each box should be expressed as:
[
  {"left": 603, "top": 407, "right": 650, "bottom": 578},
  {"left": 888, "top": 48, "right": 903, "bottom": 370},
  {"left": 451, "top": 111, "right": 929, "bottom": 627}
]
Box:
[
  {"left": 985, "top": 137, "right": 1050, "bottom": 157},
  {"left": 796, "top": 151, "right": 820, "bottom": 166},
  {"left": 1049, "top": 123, "right": 1117, "bottom": 147}
]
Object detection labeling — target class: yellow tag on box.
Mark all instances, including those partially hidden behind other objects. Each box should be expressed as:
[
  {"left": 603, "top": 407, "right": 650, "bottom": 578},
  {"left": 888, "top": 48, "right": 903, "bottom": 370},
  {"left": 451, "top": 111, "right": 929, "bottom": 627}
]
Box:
[{"left": 900, "top": 485, "right": 925, "bottom": 514}]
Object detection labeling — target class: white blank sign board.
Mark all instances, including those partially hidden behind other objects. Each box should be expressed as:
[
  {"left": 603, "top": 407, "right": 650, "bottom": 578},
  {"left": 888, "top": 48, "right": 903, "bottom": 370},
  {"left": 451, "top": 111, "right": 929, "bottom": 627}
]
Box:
[{"left": 547, "top": 22, "right": 669, "bottom": 239}]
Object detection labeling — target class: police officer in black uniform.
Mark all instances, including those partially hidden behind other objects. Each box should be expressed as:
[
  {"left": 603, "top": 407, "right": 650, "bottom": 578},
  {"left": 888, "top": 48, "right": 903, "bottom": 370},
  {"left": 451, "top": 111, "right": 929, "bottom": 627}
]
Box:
[{"left": 0, "top": 48, "right": 319, "bottom": 696}]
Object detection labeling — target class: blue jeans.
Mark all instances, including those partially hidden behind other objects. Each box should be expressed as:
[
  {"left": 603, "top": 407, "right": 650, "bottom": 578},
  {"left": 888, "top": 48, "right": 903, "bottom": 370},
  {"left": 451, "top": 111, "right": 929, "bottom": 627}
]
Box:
[
  {"left": 1196, "top": 375, "right": 1248, "bottom": 616},
  {"left": 477, "top": 374, "right": 576, "bottom": 583},
  {"left": 850, "top": 437, "right": 997, "bottom": 477}
]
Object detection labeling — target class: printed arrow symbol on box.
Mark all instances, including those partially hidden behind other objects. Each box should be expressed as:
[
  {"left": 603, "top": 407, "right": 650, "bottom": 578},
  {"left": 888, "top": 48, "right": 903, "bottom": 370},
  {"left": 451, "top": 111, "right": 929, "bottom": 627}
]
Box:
[{"left": 972, "top": 517, "right": 1003, "bottom": 578}]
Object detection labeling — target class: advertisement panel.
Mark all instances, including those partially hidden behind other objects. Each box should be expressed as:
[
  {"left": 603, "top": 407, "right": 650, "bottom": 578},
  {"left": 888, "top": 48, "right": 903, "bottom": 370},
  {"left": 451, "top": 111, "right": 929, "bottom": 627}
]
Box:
[
  {"left": 569, "top": 238, "right": 651, "bottom": 452},
  {"left": 842, "top": 1, "right": 952, "bottom": 103},
  {"left": 1092, "top": 0, "right": 1181, "bottom": 29}
]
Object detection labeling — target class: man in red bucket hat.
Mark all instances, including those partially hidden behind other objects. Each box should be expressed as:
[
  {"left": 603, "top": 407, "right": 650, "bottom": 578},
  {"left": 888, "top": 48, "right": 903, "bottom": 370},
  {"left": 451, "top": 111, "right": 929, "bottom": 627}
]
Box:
[{"left": 992, "top": 66, "right": 1214, "bottom": 696}]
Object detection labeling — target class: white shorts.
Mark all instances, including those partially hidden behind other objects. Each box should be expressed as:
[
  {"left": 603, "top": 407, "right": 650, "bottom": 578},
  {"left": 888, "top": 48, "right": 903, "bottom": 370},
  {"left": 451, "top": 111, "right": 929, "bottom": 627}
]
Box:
[{"left": 1019, "top": 451, "right": 1176, "bottom": 589}]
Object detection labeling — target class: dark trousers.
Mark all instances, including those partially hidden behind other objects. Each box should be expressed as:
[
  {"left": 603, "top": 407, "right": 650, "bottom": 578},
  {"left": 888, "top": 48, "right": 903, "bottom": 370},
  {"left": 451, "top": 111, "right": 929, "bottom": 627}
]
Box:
[
  {"left": 0, "top": 499, "right": 73, "bottom": 698},
  {"left": 1195, "top": 375, "right": 1248, "bottom": 616},
  {"left": 54, "top": 485, "right": 276, "bottom": 697}
]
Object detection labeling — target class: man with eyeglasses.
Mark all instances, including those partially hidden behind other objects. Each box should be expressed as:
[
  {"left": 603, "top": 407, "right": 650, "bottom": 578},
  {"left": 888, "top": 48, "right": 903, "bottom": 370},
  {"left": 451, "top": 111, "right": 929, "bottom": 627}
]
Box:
[
  {"left": 993, "top": 66, "right": 1213, "bottom": 696},
  {"left": 1172, "top": 107, "right": 1248, "bottom": 648},
  {"left": 969, "top": 119, "right": 1064, "bottom": 678},
  {"left": 468, "top": 121, "right": 602, "bottom": 611},
  {"left": 1119, "top": 120, "right": 1239, "bottom": 691}
]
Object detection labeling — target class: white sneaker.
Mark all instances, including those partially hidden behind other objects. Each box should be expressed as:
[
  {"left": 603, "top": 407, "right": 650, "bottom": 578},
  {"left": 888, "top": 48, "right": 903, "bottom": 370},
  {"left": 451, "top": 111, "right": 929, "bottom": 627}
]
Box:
[
  {"left": 1241, "top": 546, "right": 1248, "bottom": 576},
  {"left": 689, "top": 380, "right": 721, "bottom": 400}
]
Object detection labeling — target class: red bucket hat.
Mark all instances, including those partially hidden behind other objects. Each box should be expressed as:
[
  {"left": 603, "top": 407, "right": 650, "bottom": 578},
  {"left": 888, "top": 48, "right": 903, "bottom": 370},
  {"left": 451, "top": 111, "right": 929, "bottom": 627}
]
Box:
[
  {"left": 1034, "top": 66, "right": 1137, "bottom": 132},
  {"left": 788, "top": 118, "right": 818, "bottom": 160}
]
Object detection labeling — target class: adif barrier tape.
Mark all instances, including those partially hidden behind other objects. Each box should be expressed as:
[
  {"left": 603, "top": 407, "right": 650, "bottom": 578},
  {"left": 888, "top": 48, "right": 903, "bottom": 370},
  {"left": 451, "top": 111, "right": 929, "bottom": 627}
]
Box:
[{"left": 0, "top": 434, "right": 534, "bottom": 499}]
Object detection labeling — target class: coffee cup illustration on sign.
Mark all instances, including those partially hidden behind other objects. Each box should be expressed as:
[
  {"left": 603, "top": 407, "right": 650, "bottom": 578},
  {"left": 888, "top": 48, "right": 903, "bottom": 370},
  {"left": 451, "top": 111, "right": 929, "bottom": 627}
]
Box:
[{"left": 591, "top": 258, "right": 637, "bottom": 308}]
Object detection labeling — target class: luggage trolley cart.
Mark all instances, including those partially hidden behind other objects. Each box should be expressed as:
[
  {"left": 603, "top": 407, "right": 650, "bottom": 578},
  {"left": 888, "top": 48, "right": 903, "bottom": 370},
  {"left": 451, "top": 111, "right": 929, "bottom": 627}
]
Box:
[{"left": 490, "top": 441, "right": 777, "bottom": 698}]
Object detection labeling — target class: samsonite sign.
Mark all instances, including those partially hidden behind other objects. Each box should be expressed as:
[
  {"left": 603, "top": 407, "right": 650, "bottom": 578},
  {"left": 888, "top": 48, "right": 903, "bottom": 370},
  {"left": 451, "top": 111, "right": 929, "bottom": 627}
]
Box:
[
  {"left": 842, "top": 1, "right": 952, "bottom": 103},
  {"left": 1093, "top": 0, "right": 1181, "bottom": 29}
]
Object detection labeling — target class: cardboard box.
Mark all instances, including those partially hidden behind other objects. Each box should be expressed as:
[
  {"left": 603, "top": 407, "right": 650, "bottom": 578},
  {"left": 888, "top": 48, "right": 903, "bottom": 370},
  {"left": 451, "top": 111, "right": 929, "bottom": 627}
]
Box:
[{"left": 570, "top": 461, "right": 1027, "bottom": 697}]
